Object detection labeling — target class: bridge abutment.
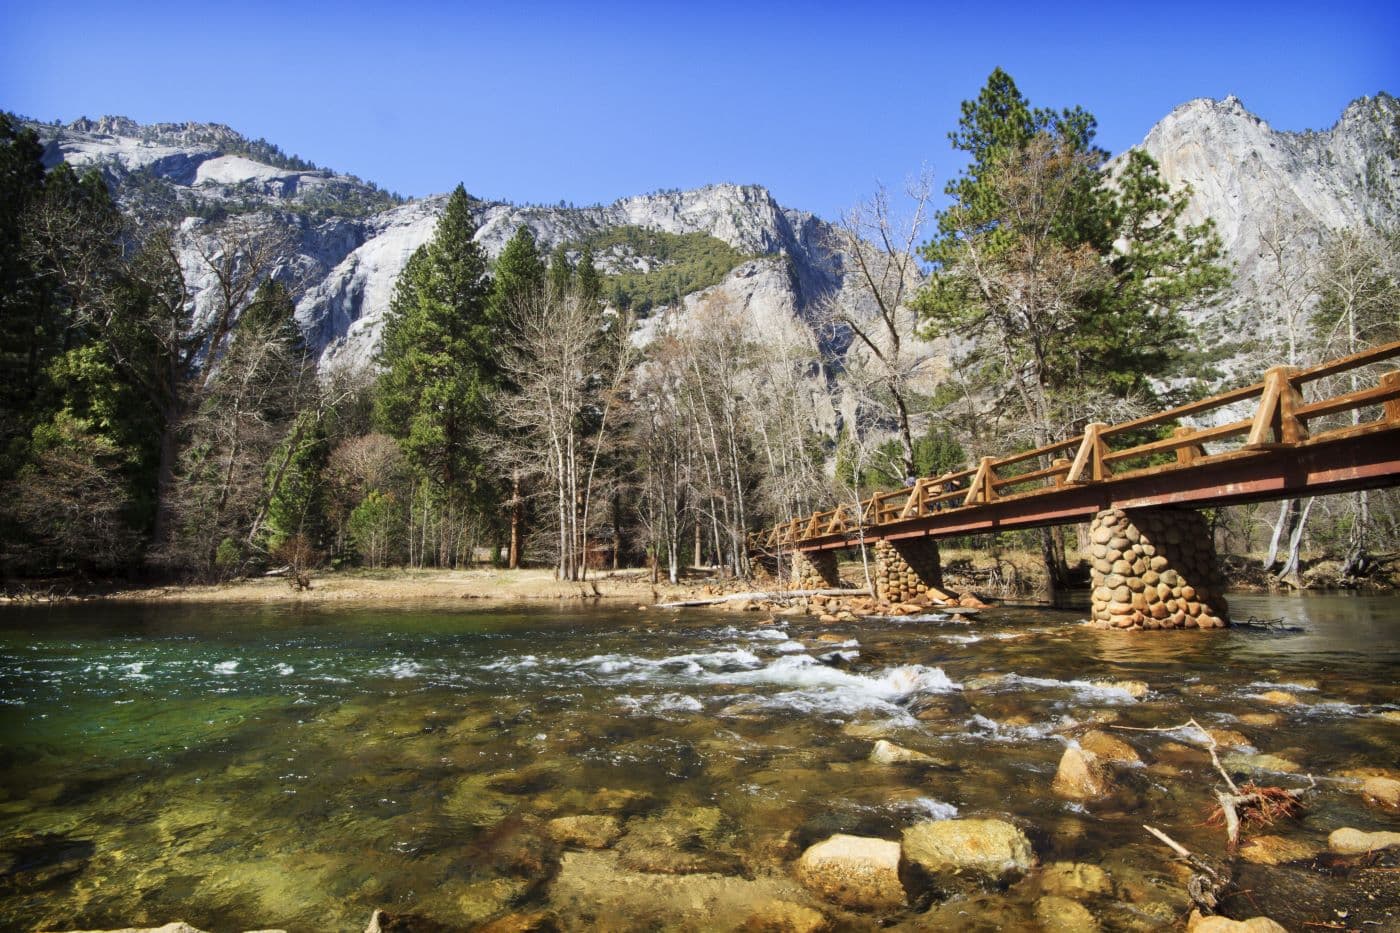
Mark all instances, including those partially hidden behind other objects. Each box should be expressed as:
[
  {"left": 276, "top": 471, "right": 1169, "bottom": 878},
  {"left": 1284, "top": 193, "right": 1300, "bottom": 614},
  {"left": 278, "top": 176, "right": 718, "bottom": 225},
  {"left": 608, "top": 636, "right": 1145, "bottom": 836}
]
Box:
[
  {"left": 1088, "top": 508, "right": 1228, "bottom": 630},
  {"left": 874, "top": 538, "right": 946, "bottom": 604},
  {"left": 791, "top": 550, "right": 840, "bottom": 589}
]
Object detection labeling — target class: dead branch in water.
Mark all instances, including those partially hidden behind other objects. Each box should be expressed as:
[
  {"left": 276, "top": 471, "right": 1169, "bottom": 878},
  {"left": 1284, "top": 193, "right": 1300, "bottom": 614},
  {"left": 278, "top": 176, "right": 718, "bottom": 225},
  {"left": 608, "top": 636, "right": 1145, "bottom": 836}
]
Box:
[
  {"left": 655, "top": 588, "right": 868, "bottom": 608},
  {"left": 1143, "top": 824, "right": 1232, "bottom": 913},
  {"left": 1113, "top": 717, "right": 1312, "bottom": 850}
]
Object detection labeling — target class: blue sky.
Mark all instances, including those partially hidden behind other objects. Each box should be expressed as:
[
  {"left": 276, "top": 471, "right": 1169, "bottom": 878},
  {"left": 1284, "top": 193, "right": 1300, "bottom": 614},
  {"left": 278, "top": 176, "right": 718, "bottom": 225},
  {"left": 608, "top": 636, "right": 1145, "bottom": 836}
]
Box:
[{"left": 4, "top": 0, "right": 1396, "bottom": 219}]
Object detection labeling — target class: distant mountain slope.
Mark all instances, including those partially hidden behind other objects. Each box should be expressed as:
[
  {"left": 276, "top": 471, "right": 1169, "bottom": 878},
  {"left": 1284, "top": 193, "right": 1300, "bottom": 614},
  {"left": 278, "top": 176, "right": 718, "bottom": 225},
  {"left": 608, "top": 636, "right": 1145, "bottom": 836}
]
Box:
[
  {"left": 1114, "top": 92, "right": 1398, "bottom": 365},
  {"left": 22, "top": 93, "right": 1398, "bottom": 411}
]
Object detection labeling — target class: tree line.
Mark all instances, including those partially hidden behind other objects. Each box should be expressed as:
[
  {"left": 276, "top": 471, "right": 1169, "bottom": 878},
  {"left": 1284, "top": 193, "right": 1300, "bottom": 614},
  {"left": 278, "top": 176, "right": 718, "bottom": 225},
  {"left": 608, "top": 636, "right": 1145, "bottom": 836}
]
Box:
[{"left": 1, "top": 71, "right": 1395, "bottom": 589}]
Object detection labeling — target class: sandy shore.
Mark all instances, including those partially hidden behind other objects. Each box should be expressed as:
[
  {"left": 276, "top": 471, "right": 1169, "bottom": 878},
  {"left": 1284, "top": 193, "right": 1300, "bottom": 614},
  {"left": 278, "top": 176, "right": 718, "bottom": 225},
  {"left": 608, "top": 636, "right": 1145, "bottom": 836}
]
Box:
[{"left": 11, "top": 567, "right": 717, "bottom": 606}]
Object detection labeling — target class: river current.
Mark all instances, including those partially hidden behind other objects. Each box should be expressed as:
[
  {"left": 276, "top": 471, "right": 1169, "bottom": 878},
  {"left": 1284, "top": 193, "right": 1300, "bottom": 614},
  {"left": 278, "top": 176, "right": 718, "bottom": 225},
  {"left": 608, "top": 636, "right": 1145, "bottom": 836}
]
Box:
[{"left": 0, "top": 595, "right": 1396, "bottom": 930}]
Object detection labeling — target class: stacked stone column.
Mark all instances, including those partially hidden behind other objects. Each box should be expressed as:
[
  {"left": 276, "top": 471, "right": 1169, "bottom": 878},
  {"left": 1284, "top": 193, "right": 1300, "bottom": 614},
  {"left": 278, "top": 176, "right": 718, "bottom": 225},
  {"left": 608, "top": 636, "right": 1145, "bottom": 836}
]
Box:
[
  {"left": 1087, "top": 507, "right": 1228, "bottom": 630},
  {"left": 791, "top": 550, "right": 840, "bottom": 589},
  {"left": 873, "top": 539, "right": 944, "bottom": 604}
]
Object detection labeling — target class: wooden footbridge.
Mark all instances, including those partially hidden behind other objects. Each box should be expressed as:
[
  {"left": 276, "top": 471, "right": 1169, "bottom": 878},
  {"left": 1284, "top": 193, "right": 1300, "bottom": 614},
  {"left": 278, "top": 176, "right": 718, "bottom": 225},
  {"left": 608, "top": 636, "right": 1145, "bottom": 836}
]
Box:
[{"left": 753, "top": 340, "right": 1400, "bottom": 556}]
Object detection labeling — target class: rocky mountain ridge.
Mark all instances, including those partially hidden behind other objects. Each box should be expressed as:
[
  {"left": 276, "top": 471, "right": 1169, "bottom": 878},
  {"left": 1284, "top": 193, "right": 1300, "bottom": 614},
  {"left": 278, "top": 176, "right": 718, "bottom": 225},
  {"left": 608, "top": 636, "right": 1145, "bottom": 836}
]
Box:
[
  {"left": 22, "top": 93, "right": 1399, "bottom": 390},
  {"left": 1119, "top": 91, "right": 1398, "bottom": 367}
]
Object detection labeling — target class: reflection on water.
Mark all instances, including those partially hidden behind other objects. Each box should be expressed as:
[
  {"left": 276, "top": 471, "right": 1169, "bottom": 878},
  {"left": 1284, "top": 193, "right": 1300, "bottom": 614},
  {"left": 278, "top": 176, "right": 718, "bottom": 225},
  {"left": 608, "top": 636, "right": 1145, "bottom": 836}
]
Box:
[{"left": 0, "top": 595, "right": 1396, "bottom": 930}]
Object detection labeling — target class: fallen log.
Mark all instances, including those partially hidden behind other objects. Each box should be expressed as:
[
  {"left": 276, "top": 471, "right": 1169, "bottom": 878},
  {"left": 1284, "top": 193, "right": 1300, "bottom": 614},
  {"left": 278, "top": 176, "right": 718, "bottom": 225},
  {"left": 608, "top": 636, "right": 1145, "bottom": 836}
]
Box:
[{"left": 655, "top": 588, "right": 869, "bottom": 608}]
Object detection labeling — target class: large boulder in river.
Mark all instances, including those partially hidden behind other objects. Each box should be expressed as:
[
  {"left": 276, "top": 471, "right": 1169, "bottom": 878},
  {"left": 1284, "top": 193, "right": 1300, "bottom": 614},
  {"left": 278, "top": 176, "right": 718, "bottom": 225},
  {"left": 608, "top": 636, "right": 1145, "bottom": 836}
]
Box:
[
  {"left": 1185, "top": 911, "right": 1288, "bottom": 932},
  {"left": 1077, "top": 730, "right": 1141, "bottom": 765},
  {"left": 869, "top": 739, "right": 947, "bottom": 766},
  {"left": 900, "top": 818, "right": 1036, "bottom": 896},
  {"left": 795, "top": 833, "right": 906, "bottom": 910},
  {"left": 1328, "top": 827, "right": 1400, "bottom": 854},
  {"left": 1361, "top": 776, "right": 1400, "bottom": 811},
  {"left": 1052, "top": 744, "right": 1113, "bottom": 800}
]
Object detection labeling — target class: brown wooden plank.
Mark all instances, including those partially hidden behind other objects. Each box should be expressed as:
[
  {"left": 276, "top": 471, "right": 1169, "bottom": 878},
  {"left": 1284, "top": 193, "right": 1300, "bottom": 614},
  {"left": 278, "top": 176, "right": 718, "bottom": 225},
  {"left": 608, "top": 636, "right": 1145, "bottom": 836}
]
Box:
[
  {"left": 1295, "top": 378, "right": 1400, "bottom": 421},
  {"left": 1294, "top": 338, "right": 1400, "bottom": 384},
  {"left": 1099, "top": 382, "right": 1265, "bottom": 439},
  {"left": 1103, "top": 418, "right": 1252, "bottom": 464}
]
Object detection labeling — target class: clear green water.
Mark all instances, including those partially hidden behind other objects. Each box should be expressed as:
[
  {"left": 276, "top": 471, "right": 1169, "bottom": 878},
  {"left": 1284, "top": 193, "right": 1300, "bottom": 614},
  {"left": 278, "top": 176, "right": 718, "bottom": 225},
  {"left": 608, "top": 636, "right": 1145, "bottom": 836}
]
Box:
[{"left": 0, "top": 595, "right": 1397, "bottom": 931}]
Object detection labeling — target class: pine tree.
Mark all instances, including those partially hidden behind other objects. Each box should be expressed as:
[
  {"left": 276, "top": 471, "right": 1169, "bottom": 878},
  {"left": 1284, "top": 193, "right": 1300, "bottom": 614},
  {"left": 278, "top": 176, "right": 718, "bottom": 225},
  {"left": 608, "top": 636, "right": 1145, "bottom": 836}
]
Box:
[
  {"left": 548, "top": 243, "right": 572, "bottom": 300},
  {"left": 375, "top": 185, "right": 500, "bottom": 562},
  {"left": 577, "top": 245, "right": 601, "bottom": 308},
  {"left": 491, "top": 225, "right": 546, "bottom": 324},
  {"left": 917, "top": 70, "right": 1229, "bottom": 595}
]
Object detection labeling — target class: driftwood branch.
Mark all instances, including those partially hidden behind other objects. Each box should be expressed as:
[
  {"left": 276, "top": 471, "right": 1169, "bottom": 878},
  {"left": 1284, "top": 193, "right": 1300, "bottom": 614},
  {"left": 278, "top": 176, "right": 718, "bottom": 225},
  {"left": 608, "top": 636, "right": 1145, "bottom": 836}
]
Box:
[
  {"left": 1143, "top": 824, "right": 1230, "bottom": 913},
  {"left": 655, "top": 588, "right": 868, "bottom": 608}
]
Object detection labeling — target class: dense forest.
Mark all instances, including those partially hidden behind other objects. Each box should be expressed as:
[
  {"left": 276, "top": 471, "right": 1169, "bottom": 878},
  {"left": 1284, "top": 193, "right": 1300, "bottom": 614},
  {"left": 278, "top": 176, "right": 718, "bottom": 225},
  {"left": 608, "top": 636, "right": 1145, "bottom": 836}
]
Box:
[{"left": 1, "top": 71, "right": 1396, "bottom": 591}]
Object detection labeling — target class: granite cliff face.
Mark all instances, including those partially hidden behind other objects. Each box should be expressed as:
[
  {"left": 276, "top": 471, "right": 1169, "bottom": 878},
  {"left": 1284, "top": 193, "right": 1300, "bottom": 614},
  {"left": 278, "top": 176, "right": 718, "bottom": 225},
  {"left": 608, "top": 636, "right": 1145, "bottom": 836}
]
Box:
[
  {"left": 25, "top": 92, "right": 1399, "bottom": 393},
  {"left": 1113, "top": 92, "right": 1398, "bottom": 360}
]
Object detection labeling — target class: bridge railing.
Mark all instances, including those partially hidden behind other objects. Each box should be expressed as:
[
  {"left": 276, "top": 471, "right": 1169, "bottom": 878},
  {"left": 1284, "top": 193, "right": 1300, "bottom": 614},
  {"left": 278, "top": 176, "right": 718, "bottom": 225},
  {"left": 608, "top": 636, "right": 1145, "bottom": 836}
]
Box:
[{"left": 752, "top": 338, "right": 1400, "bottom": 551}]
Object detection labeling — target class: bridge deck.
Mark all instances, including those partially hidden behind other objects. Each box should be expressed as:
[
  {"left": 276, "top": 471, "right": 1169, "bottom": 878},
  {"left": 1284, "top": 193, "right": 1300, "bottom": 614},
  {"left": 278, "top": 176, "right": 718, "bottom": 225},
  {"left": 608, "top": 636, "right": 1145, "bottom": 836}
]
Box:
[{"left": 754, "top": 340, "right": 1400, "bottom": 554}]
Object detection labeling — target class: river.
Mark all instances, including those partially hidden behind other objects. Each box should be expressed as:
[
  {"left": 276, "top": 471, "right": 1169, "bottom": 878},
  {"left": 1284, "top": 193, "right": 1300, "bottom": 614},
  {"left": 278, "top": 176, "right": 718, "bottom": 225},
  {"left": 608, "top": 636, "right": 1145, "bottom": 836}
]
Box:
[{"left": 1, "top": 594, "right": 1396, "bottom": 930}]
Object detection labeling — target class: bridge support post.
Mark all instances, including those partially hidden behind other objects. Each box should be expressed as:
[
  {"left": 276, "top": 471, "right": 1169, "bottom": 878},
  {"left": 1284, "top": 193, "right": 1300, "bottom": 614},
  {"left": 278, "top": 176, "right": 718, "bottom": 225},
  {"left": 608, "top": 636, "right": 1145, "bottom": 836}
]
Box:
[
  {"left": 874, "top": 538, "right": 947, "bottom": 604},
  {"left": 791, "top": 550, "right": 840, "bottom": 589},
  {"left": 1088, "top": 508, "right": 1229, "bottom": 630}
]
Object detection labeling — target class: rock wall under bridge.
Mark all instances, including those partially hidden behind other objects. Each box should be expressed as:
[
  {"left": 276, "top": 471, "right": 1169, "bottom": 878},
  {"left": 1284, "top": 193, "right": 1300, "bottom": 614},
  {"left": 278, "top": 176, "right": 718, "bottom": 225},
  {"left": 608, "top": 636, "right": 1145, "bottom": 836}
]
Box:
[{"left": 1087, "top": 507, "right": 1228, "bottom": 630}]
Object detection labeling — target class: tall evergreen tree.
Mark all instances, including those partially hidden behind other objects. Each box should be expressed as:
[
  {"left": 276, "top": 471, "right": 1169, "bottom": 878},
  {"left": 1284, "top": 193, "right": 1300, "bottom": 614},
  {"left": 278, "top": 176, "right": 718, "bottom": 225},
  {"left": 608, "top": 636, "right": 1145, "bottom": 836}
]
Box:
[
  {"left": 917, "top": 70, "right": 1228, "bottom": 595},
  {"left": 548, "top": 243, "right": 572, "bottom": 300},
  {"left": 491, "top": 225, "right": 547, "bottom": 323},
  {"left": 375, "top": 185, "right": 501, "bottom": 562}
]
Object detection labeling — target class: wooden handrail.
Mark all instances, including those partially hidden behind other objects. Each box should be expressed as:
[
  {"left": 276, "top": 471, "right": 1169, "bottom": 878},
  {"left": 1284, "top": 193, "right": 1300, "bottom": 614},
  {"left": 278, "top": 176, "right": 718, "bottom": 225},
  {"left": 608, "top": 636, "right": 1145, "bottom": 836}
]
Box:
[{"left": 756, "top": 339, "right": 1400, "bottom": 549}]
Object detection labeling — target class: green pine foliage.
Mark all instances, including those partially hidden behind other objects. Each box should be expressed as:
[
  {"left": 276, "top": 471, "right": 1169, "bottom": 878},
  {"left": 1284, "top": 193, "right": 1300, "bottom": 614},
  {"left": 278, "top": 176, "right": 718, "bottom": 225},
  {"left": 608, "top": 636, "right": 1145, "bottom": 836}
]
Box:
[
  {"left": 375, "top": 185, "right": 502, "bottom": 516},
  {"left": 570, "top": 226, "right": 751, "bottom": 314},
  {"left": 917, "top": 69, "right": 1230, "bottom": 415}
]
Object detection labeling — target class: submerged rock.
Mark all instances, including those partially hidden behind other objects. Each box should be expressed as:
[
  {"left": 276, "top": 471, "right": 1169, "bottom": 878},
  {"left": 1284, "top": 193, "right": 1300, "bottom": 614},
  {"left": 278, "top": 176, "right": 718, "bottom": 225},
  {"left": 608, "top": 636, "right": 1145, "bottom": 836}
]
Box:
[
  {"left": 616, "top": 806, "right": 740, "bottom": 874},
  {"left": 1238, "top": 834, "right": 1321, "bottom": 865},
  {"left": 795, "top": 833, "right": 905, "bottom": 910},
  {"left": 1052, "top": 744, "right": 1114, "bottom": 799},
  {"left": 1185, "top": 911, "right": 1288, "bottom": 932},
  {"left": 1328, "top": 827, "right": 1400, "bottom": 854},
  {"left": 901, "top": 817, "right": 1036, "bottom": 895},
  {"left": 1255, "top": 690, "right": 1301, "bottom": 706},
  {"left": 1034, "top": 895, "right": 1101, "bottom": 931},
  {"left": 550, "top": 850, "right": 819, "bottom": 931},
  {"left": 546, "top": 814, "right": 623, "bottom": 849},
  {"left": 1221, "top": 752, "right": 1301, "bottom": 775},
  {"left": 1038, "top": 861, "right": 1113, "bottom": 898},
  {"left": 45, "top": 926, "right": 234, "bottom": 933}
]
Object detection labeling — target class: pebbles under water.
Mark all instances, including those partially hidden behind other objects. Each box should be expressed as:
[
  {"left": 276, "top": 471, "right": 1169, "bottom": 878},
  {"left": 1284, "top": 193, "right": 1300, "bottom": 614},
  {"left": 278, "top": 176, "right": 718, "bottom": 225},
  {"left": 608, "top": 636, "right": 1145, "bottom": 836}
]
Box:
[{"left": 0, "top": 593, "right": 1397, "bottom": 930}]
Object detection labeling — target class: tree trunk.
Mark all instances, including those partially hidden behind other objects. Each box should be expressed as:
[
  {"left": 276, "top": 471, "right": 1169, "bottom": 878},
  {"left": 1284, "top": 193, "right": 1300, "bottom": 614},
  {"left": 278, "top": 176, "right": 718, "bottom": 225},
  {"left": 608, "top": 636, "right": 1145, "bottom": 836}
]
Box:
[
  {"left": 508, "top": 472, "right": 523, "bottom": 570},
  {"left": 1264, "top": 499, "right": 1296, "bottom": 573},
  {"left": 1278, "top": 497, "right": 1315, "bottom": 584},
  {"left": 148, "top": 405, "right": 182, "bottom": 566},
  {"left": 1040, "top": 526, "right": 1070, "bottom": 606}
]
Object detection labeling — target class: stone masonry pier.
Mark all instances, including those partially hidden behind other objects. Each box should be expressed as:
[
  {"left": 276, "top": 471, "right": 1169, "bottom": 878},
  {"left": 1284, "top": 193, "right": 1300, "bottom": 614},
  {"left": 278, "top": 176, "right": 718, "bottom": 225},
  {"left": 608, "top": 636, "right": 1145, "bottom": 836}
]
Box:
[
  {"left": 873, "top": 539, "right": 944, "bottom": 604},
  {"left": 790, "top": 550, "right": 840, "bottom": 589},
  {"left": 1088, "top": 507, "right": 1228, "bottom": 630}
]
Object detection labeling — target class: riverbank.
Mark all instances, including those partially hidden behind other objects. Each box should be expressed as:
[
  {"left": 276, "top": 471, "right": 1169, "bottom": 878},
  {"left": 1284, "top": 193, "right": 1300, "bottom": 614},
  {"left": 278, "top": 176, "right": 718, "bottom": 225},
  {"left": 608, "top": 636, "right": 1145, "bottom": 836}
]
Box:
[
  {"left": 0, "top": 567, "right": 694, "bottom": 606},
  {"left": 3, "top": 546, "right": 1395, "bottom": 607}
]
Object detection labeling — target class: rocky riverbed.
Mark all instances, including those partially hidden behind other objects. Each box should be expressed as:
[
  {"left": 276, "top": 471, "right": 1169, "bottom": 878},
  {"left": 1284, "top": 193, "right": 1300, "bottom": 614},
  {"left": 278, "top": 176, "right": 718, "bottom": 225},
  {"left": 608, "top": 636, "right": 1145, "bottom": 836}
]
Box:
[{"left": 2, "top": 595, "right": 1397, "bottom": 930}]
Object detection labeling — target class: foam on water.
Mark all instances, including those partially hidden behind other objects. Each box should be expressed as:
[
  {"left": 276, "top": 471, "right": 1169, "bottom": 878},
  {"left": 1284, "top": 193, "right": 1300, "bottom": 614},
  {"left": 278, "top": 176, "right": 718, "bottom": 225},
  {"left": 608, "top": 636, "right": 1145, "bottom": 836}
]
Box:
[
  {"left": 709, "top": 656, "right": 960, "bottom": 718},
  {"left": 907, "top": 797, "right": 960, "bottom": 820},
  {"left": 963, "top": 713, "right": 1065, "bottom": 742},
  {"left": 212, "top": 660, "right": 239, "bottom": 675},
  {"left": 481, "top": 655, "right": 539, "bottom": 672},
  {"left": 999, "top": 674, "right": 1144, "bottom": 703},
  {"left": 616, "top": 693, "right": 706, "bottom": 717},
  {"left": 372, "top": 660, "right": 424, "bottom": 679}
]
